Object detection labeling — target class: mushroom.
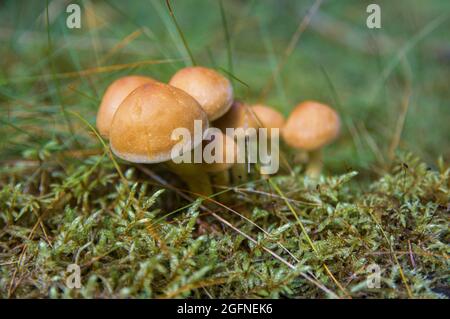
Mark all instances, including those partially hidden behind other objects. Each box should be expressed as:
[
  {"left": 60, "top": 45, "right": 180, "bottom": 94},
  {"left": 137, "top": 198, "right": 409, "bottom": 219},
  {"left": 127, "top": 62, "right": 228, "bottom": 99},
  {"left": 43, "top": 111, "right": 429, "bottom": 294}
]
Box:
[
  {"left": 213, "top": 102, "right": 286, "bottom": 180},
  {"left": 282, "top": 101, "right": 340, "bottom": 178},
  {"left": 247, "top": 104, "right": 285, "bottom": 177},
  {"left": 109, "top": 81, "right": 213, "bottom": 195},
  {"left": 200, "top": 130, "right": 237, "bottom": 201},
  {"left": 96, "top": 75, "right": 156, "bottom": 138},
  {"left": 214, "top": 100, "right": 254, "bottom": 132},
  {"left": 169, "top": 66, "right": 233, "bottom": 121},
  {"left": 213, "top": 101, "right": 255, "bottom": 182},
  {"left": 248, "top": 104, "right": 285, "bottom": 137}
]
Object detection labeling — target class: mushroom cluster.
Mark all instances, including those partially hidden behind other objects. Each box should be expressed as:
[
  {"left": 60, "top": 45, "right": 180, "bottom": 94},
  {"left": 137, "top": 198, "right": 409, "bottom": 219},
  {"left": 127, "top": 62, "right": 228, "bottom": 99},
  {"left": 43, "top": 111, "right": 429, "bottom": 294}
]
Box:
[
  {"left": 282, "top": 101, "right": 340, "bottom": 178},
  {"left": 97, "top": 67, "right": 236, "bottom": 196},
  {"left": 96, "top": 67, "right": 341, "bottom": 197}
]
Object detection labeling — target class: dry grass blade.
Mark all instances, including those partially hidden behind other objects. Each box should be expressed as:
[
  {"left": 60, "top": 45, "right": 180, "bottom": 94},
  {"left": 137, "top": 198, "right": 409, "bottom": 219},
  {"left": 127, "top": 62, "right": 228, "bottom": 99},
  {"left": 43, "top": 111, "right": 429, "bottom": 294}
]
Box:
[
  {"left": 259, "top": 0, "right": 323, "bottom": 101},
  {"left": 165, "top": 0, "right": 196, "bottom": 66},
  {"left": 67, "top": 111, "right": 127, "bottom": 185},
  {"left": 388, "top": 86, "right": 412, "bottom": 162},
  {"left": 2, "top": 58, "right": 185, "bottom": 85}
]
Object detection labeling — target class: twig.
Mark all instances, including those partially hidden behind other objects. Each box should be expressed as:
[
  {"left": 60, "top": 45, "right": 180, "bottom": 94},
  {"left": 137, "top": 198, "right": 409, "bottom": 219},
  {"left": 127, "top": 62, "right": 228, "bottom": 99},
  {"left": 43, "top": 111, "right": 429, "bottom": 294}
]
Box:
[{"left": 259, "top": 0, "right": 322, "bottom": 101}]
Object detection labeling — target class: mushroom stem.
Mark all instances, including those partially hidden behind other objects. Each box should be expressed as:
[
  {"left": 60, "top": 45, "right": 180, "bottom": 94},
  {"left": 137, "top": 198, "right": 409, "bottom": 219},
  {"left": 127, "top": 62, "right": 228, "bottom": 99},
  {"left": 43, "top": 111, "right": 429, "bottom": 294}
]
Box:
[
  {"left": 231, "top": 163, "right": 248, "bottom": 184},
  {"left": 166, "top": 162, "right": 213, "bottom": 196},
  {"left": 305, "top": 149, "right": 323, "bottom": 178},
  {"left": 294, "top": 150, "right": 309, "bottom": 164},
  {"left": 258, "top": 169, "right": 269, "bottom": 180},
  {"left": 236, "top": 132, "right": 250, "bottom": 182}
]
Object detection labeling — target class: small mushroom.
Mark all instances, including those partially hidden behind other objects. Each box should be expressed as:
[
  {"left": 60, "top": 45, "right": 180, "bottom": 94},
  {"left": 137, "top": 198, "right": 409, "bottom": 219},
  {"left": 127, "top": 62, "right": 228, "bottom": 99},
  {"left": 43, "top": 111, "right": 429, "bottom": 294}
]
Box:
[
  {"left": 213, "top": 101, "right": 256, "bottom": 182},
  {"left": 248, "top": 104, "right": 285, "bottom": 137},
  {"left": 282, "top": 101, "right": 340, "bottom": 178},
  {"left": 248, "top": 104, "right": 285, "bottom": 177},
  {"left": 200, "top": 131, "right": 237, "bottom": 201},
  {"left": 109, "top": 81, "right": 213, "bottom": 195},
  {"left": 96, "top": 75, "right": 156, "bottom": 138},
  {"left": 213, "top": 102, "right": 285, "bottom": 180},
  {"left": 213, "top": 100, "right": 254, "bottom": 132},
  {"left": 169, "top": 66, "right": 233, "bottom": 121}
]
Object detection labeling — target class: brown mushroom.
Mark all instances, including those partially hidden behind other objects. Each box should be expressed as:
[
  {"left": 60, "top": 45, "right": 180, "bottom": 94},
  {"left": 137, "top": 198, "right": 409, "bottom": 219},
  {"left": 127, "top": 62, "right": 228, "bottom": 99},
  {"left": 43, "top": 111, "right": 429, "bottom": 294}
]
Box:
[
  {"left": 282, "top": 101, "right": 340, "bottom": 178},
  {"left": 169, "top": 66, "right": 233, "bottom": 121},
  {"left": 213, "top": 101, "right": 256, "bottom": 182},
  {"left": 200, "top": 130, "right": 237, "bottom": 201},
  {"left": 248, "top": 104, "right": 285, "bottom": 137},
  {"left": 248, "top": 104, "right": 285, "bottom": 177},
  {"left": 96, "top": 75, "right": 156, "bottom": 138},
  {"left": 109, "top": 81, "right": 213, "bottom": 195},
  {"left": 214, "top": 100, "right": 255, "bottom": 132}
]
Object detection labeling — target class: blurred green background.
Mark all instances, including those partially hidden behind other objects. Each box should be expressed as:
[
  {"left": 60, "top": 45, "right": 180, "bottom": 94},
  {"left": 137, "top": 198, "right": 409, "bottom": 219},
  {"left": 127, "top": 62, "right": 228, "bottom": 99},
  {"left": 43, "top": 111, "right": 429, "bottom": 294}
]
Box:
[{"left": 0, "top": 0, "right": 449, "bottom": 178}]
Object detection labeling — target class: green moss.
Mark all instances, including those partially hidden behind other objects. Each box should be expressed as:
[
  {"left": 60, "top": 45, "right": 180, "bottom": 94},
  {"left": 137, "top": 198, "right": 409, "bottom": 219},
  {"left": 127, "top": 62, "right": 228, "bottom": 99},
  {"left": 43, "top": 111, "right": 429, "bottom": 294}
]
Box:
[{"left": 0, "top": 152, "right": 447, "bottom": 298}]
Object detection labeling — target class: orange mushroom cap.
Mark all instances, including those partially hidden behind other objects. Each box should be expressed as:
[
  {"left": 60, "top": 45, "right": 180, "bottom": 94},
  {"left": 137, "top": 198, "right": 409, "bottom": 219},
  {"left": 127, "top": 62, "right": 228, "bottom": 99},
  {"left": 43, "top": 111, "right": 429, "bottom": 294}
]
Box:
[
  {"left": 96, "top": 75, "right": 156, "bottom": 138},
  {"left": 249, "top": 104, "right": 285, "bottom": 135},
  {"left": 213, "top": 100, "right": 255, "bottom": 131},
  {"left": 110, "top": 82, "right": 208, "bottom": 164},
  {"left": 282, "top": 101, "right": 340, "bottom": 151},
  {"left": 169, "top": 66, "right": 233, "bottom": 121}
]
